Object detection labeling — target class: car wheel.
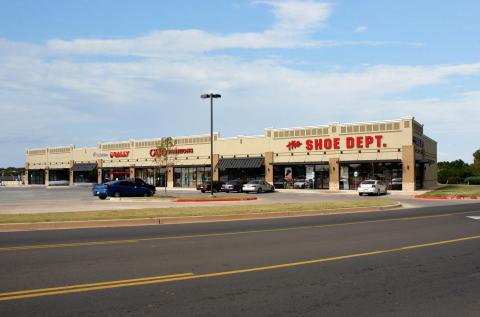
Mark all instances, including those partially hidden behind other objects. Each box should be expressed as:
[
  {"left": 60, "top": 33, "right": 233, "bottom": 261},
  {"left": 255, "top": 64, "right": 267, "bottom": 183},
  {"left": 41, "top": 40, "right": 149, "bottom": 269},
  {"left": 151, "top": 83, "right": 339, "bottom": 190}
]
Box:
[
  {"left": 143, "top": 192, "right": 149, "bottom": 197},
  {"left": 98, "top": 193, "right": 107, "bottom": 200},
  {"left": 358, "top": 193, "right": 362, "bottom": 196},
  {"left": 225, "top": 190, "right": 229, "bottom": 193},
  {"left": 113, "top": 192, "right": 121, "bottom": 198},
  {"left": 271, "top": 186, "right": 275, "bottom": 192},
  {"left": 257, "top": 188, "right": 263, "bottom": 194},
  {"left": 201, "top": 190, "right": 205, "bottom": 193}
]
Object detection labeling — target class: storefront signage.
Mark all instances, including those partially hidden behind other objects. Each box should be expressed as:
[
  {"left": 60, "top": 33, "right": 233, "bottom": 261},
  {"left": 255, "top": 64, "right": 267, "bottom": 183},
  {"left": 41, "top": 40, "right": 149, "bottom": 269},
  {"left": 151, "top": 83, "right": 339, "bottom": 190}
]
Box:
[
  {"left": 149, "top": 148, "right": 194, "bottom": 157},
  {"left": 286, "top": 140, "right": 302, "bottom": 151},
  {"left": 109, "top": 151, "right": 130, "bottom": 158},
  {"left": 287, "top": 135, "right": 387, "bottom": 151},
  {"left": 93, "top": 152, "right": 109, "bottom": 158}
]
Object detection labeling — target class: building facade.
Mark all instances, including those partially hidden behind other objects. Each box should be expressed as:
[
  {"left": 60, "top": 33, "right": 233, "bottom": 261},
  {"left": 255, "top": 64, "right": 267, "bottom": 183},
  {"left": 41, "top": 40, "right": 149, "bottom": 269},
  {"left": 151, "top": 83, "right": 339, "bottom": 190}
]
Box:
[{"left": 25, "top": 117, "right": 437, "bottom": 191}]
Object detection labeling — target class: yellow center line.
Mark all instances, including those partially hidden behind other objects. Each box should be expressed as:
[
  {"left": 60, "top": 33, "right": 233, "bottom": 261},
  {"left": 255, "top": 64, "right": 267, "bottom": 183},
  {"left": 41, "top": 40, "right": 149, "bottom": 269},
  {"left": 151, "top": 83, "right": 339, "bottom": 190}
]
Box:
[
  {"left": 1, "top": 234, "right": 479, "bottom": 301},
  {"left": 0, "top": 273, "right": 193, "bottom": 297},
  {"left": 0, "top": 239, "right": 139, "bottom": 252},
  {"left": 0, "top": 210, "right": 476, "bottom": 252}
]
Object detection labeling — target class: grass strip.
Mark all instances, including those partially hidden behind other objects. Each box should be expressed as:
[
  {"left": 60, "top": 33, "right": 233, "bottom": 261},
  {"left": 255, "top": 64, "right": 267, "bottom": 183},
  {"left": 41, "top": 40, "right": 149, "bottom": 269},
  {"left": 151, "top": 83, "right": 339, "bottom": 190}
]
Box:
[
  {"left": 423, "top": 185, "right": 480, "bottom": 197},
  {"left": 0, "top": 199, "right": 396, "bottom": 224}
]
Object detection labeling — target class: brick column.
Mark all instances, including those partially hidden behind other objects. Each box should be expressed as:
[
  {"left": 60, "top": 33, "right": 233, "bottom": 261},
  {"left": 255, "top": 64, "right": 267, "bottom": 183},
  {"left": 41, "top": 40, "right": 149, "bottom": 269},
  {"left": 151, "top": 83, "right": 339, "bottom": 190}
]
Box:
[
  {"left": 265, "top": 152, "right": 274, "bottom": 183},
  {"left": 402, "top": 145, "right": 415, "bottom": 191},
  {"left": 129, "top": 166, "right": 135, "bottom": 179},
  {"left": 97, "top": 159, "right": 103, "bottom": 184},
  {"left": 69, "top": 160, "right": 74, "bottom": 186},
  {"left": 44, "top": 168, "right": 49, "bottom": 186},
  {"left": 328, "top": 158, "right": 340, "bottom": 191},
  {"left": 167, "top": 165, "right": 174, "bottom": 188},
  {"left": 212, "top": 154, "right": 219, "bottom": 181},
  {"left": 24, "top": 163, "right": 29, "bottom": 185}
]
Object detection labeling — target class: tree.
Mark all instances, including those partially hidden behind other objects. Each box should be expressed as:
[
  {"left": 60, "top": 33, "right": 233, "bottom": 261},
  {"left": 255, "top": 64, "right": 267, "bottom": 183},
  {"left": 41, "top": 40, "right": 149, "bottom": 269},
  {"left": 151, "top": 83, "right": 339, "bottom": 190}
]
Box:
[
  {"left": 155, "top": 137, "right": 177, "bottom": 193},
  {"left": 474, "top": 149, "right": 480, "bottom": 176}
]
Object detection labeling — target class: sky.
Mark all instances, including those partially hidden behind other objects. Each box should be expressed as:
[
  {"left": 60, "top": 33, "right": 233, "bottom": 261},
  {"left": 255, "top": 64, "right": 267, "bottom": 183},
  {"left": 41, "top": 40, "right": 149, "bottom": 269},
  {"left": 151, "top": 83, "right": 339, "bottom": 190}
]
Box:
[{"left": 1, "top": 0, "right": 479, "bottom": 166}]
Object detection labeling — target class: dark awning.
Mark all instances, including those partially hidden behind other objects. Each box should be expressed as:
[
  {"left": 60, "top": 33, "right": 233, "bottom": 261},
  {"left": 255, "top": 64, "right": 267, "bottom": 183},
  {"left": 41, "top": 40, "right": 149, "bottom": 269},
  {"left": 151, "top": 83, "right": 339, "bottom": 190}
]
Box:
[
  {"left": 217, "top": 157, "right": 264, "bottom": 170},
  {"left": 72, "top": 163, "right": 97, "bottom": 172}
]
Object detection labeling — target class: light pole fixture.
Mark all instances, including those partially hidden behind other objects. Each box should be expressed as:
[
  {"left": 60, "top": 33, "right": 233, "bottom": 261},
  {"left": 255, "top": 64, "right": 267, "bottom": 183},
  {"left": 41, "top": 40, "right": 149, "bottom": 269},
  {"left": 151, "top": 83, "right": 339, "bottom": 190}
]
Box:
[{"left": 201, "top": 93, "right": 221, "bottom": 197}]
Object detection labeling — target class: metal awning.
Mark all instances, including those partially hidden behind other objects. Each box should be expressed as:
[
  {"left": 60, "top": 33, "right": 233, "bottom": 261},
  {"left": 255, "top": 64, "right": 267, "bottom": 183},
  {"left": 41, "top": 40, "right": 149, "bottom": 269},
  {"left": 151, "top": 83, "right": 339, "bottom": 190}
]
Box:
[
  {"left": 72, "top": 163, "right": 97, "bottom": 172},
  {"left": 217, "top": 157, "right": 264, "bottom": 170}
]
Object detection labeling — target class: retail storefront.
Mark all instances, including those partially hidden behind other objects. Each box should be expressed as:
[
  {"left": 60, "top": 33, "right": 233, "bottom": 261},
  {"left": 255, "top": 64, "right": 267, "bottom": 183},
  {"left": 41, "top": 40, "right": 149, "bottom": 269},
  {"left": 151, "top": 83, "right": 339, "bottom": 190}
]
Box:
[
  {"left": 273, "top": 163, "right": 329, "bottom": 189},
  {"left": 339, "top": 161, "right": 403, "bottom": 190},
  {"left": 28, "top": 169, "right": 45, "bottom": 185},
  {"left": 25, "top": 117, "right": 437, "bottom": 191},
  {"left": 72, "top": 163, "right": 97, "bottom": 183}
]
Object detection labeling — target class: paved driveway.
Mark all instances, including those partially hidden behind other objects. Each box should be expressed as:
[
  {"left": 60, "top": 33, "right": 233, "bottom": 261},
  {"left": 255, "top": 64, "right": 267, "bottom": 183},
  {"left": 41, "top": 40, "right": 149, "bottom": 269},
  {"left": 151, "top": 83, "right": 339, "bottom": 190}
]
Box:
[{"left": 0, "top": 186, "right": 472, "bottom": 214}]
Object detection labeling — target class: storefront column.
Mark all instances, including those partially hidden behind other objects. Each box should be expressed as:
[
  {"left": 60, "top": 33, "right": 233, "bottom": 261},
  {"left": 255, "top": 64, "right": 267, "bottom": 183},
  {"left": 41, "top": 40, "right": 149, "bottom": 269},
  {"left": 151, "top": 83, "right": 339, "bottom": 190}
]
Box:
[
  {"left": 129, "top": 166, "right": 135, "bottom": 179},
  {"left": 167, "top": 165, "right": 174, "bottom": 188},
  {"left": 265, "top": 152, "right": 274, "bottom": 183},
  {"left": 44, "top": 168, "right": 49, "bottom": 187},
  {"left": 69, "top": 160, "right": 74, "bottom": 186},
  {"left": 328, "top": 158, "right": 340, "bottom": 191},
  {"left": 24, "top": 164, "right": 29, "bottom": 185},
  {"left": 402, "top": 145, "right": 415, "bottom": 191},
  {"left": 212, "top": 154, "right": 219, "bottom": 181},
  {"left": 97, "top": 159, "right": 103, "bottom": 184}
]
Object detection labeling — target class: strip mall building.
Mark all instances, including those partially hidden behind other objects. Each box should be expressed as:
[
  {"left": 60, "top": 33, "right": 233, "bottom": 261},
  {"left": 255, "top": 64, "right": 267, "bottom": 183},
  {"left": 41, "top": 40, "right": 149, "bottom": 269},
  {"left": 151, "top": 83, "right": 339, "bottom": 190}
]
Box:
[{"left": 25, "top": 117, "right": 437, "bottom": 191}]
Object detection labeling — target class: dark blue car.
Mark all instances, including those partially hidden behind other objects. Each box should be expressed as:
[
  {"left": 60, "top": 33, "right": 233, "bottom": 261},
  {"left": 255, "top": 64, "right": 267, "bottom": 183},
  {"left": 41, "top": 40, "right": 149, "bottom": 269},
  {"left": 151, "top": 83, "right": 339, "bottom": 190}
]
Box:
[{"left": 96, "top": 180, "right": 154, "bottom": 199}]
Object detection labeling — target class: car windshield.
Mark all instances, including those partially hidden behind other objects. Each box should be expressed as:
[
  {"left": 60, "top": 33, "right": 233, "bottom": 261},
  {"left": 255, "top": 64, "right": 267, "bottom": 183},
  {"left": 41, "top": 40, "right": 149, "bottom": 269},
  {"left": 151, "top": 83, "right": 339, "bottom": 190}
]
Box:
[
  {"left": 361, "top": 180, "right": 376, "bottom": 185},
  {"left": 247, "top": 180, "right": 260, "bottom": 184}
]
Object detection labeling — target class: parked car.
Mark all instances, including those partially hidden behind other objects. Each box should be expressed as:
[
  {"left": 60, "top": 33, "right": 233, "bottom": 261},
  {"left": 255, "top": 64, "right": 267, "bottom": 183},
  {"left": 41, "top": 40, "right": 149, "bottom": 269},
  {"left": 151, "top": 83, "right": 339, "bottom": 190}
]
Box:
[
  {"left": 131, "top": 178, "right": 156, "bottom": 193},
  {"left": 98, "top": 180, "right": 154, "bottom": 199},
  {"left": 92, "top": 183, "right": 107, "bottom": 197},
  {"left": 197, "top": 180, "right": 224, "bottom": 193},
  {"left": 358, "top": 180, "right": 387, "bottom": 196},
  {"left": 242, "top": 180, "right": 275, "bottom": 193},
  {"left": 221, "top": 180, "right": 244, "bottom": 193},
  {"left": 391, "top": 178, "right": 402, "bottom": 190}
]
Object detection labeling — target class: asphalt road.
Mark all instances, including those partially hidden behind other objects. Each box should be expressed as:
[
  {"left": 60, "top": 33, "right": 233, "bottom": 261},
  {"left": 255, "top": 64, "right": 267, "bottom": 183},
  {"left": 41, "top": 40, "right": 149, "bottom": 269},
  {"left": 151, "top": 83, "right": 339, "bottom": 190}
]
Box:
[{"left": 1, "top": 202, "right": 480, "bottom": 316}]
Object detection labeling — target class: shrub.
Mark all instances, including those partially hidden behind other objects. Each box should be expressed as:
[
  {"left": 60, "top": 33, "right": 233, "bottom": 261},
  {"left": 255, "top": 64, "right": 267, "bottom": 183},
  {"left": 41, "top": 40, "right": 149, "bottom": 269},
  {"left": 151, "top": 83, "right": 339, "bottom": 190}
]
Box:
[
  {"left": 464, "top": 176, "right": 480, "bottom": 185},
  {"left": 446, "top": 176, "right": 463, "bottom": 184}
]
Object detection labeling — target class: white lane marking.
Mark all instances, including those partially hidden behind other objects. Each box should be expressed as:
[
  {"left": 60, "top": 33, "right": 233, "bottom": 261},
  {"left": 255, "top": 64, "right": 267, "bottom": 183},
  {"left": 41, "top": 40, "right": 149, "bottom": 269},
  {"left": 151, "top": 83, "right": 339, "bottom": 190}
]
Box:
[{"left": 467, "top": 216, "right": 480, "bottom": 220}]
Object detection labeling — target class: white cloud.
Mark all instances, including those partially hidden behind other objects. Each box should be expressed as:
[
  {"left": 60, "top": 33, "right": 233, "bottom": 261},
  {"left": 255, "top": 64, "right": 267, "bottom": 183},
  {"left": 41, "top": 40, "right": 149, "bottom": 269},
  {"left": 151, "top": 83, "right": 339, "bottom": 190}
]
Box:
[
  {"left": 257, "top": 0, "right": 332, "bottom": 32},
  {"left": 354, "top": 25, "right": 368, "bottom": 33}
]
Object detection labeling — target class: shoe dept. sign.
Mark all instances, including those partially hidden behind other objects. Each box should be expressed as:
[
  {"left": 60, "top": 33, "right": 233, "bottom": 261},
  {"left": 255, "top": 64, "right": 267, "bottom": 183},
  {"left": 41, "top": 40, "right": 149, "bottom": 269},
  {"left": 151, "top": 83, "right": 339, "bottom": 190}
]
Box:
[{"left": 286, "top": 135, "right": 387, "bottom": 151}]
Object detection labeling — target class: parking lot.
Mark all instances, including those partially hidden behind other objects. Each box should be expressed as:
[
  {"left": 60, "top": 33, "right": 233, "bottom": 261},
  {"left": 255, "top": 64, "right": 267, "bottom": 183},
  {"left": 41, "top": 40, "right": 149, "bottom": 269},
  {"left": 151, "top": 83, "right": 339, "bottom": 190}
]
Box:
[{"left": 0, "top": 185, "right": 473, "bottom": 214}]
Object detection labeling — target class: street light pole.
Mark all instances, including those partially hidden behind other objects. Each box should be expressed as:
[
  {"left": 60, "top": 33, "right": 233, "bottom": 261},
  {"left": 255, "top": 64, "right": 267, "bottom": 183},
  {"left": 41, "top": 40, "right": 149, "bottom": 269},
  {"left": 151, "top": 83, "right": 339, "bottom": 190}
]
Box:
[{"left": 201, "top": 93, "right": 221, "bottom": 197}]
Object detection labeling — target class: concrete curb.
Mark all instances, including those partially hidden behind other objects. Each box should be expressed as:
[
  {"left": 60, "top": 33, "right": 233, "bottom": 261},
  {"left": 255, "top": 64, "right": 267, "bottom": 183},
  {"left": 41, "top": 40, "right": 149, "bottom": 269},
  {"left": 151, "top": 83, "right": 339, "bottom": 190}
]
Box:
[
  {"left": 175, "top": 197, "right": 257, "bottom": 203},
  {"left": 415, "top": 195, "right": 479, "bottom": 200},
  {"left": 0, "top": 203, "right": 401, "bottom": 232}
]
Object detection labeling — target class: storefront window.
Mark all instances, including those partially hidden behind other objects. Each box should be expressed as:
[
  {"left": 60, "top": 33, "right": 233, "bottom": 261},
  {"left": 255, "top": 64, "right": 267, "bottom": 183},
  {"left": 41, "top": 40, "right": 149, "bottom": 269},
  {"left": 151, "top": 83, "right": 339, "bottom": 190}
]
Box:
[
  {"left": 273, "top": 164, "right": 329, "bottom": 189},
  {"left": 340, "top": 162, "right": 403, "bottom": 190},
  {"left": 28, "top": 170, "right": 45, "bottom": 185},
  {"left": 49, "top": 169, "right": 69, "bottom": 185},
  {"left": 415, "top": 162, "right": 424, "bottom": 190},
  {"left": 173, "top": 166, "right": 210, "bottom": 188},
  {"left": 103, "top": 168, "right": 130, "bottom": 182},
  {"left": 74, "top": 171, "right": 96, "bottom": 183},
  {"left": 219, "top": 167, "right": 265, "bottom": 183}
]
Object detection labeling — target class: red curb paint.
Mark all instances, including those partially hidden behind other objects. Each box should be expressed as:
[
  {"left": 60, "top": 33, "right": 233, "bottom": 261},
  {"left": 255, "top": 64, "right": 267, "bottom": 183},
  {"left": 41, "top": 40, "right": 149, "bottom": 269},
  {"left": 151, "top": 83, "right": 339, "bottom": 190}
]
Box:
[
  {"left": 175, "top": 197, "right": 258, "bottom": 203},
  {"left": 415, "top": 195, "right": 479, "bottom": 200}
]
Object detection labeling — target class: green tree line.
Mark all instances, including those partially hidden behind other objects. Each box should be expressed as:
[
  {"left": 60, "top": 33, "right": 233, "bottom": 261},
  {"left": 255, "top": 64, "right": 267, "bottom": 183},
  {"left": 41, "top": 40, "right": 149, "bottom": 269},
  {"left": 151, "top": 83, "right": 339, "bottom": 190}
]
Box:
[{"left": 438, "top": 149, "right": 480, "bottom": 184}]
